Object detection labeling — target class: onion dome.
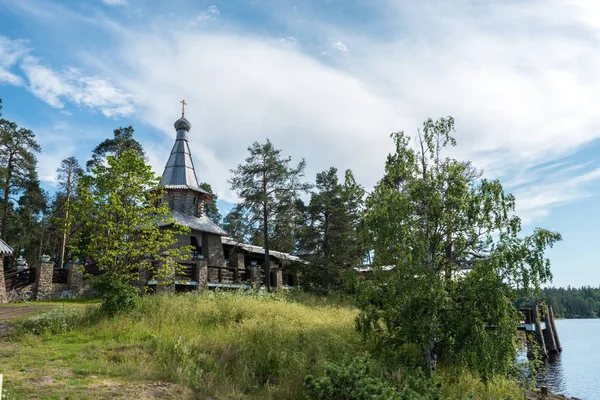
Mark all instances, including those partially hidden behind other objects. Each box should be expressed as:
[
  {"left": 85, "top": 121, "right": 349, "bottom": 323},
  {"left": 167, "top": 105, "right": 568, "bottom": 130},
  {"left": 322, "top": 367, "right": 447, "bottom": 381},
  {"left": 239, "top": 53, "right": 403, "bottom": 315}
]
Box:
[{"left": 174, "top": 116, "right": 191, "bottom": 132}]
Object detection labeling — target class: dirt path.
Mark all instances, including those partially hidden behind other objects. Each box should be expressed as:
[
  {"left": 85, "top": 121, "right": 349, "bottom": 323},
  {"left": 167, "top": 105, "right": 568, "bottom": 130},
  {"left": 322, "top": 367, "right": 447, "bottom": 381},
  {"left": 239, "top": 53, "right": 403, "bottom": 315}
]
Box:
[
  {"left": 0, "top": 304, "right": 58, "bottom": 335},
  {"left": 0, "top": 304, "right": 56, "bottom": 321}
]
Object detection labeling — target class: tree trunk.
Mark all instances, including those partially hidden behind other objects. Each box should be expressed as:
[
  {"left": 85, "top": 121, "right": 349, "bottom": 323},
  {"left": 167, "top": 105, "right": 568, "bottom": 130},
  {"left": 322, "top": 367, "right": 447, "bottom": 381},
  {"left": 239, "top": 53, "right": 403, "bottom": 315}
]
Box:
[
  {"left": 444, "top": 230, "right": 452, "bottom": 281},
  {"left": 323, "top": 209, "right": 329, "bottom": 290},
  {"left": 424, "top": 338, "right": 436, "bottom": 377},
  {"left": 59, "top": 184, "right": 71, "bottom": 268},
  {"left": 1, "top": 152, "right": 13, "bottom": 240},
  {"left": 263, "top": 202, "right": 271, "bottom": 291}
]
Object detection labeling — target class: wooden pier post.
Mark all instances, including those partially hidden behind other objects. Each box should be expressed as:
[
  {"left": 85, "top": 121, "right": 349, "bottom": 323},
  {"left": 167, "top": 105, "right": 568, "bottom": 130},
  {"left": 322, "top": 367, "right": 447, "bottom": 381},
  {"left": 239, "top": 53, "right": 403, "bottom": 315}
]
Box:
[
  {"left": 542, "top": 305, "right": 558, "bottom": 354},
  {"left": 547, "top": 305, "right": 562, "bottom": 352},
  {"left": 532, "top": 305, "right": 548, "bottom": 358}
]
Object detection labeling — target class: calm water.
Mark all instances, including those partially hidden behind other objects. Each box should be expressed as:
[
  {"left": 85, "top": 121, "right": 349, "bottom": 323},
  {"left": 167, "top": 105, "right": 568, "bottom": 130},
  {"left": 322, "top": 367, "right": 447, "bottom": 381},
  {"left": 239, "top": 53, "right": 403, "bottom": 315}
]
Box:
[{"left": 537, "top": 319, "right": 600, "bottom": 399}]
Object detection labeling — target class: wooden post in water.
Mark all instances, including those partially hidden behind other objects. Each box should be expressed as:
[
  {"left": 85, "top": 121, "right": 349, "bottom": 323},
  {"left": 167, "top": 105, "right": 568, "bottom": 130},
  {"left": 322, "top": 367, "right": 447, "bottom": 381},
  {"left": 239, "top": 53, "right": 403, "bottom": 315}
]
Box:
[
  {"left": 532, "top": 304, "right": 548, "bottom": 358},
  {"left": 542, "top": 305, "right": 558, "bottom": 354},
  {"left": 547, "top": 305, "right": 562, "bottom": 352}
]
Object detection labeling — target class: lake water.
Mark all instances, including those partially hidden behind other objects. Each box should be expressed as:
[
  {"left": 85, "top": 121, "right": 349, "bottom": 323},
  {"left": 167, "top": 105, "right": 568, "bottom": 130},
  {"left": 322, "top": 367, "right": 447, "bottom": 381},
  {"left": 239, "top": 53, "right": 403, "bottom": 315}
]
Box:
[{"left": 537, "top": 319, "right": 600, "bottom": 399}]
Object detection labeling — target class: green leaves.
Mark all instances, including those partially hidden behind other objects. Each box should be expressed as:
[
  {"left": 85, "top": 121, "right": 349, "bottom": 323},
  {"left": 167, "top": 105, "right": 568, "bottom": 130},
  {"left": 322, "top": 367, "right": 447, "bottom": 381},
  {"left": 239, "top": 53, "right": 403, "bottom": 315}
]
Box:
[
  {"left": 0, "top": 109, "right": 41, "bottom": 240},
  {"left": 228, "top": 139, "right": 310, "bottom": 288},
  {"left": 358, "top": 116, "right": 562, "bottom": 379},
  {"left": 298, "top": 167, "right": 367, "bottom": 291},
  {"left": 72, "top": 149, "right": 191, "bottom": 287}
]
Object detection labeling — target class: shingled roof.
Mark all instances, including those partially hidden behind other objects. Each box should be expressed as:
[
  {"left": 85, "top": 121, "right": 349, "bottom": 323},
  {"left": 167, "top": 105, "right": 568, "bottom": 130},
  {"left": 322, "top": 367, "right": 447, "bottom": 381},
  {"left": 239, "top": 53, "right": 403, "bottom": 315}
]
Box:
[
  {"left": 161, "top": 210, "right": 227, "bottom": 236},
  {"left": 0, "top": 238, "right": 14, "bottom": 255},
  {"left": 159, "top": 116, "right": 210, "bottom": 196}
]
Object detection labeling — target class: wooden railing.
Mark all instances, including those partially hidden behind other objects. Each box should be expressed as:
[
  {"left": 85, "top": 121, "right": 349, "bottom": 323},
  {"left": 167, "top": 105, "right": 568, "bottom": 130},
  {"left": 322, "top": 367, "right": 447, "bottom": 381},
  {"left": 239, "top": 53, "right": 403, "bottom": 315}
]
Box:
[
  {"left": 84, "top": 263, "right": 105, "bottom": 276},
  {"left": 52, "top": 268, "right": 69, "bottom": 284},
  {"left": 176, "top": 264, "right": 197, "bottom": 282},
  {"left": 4, "top": 267, "right": 36, "bottom": 291},
  {"left": 207, "top": 266, "right": 250, "bottom": 284}
]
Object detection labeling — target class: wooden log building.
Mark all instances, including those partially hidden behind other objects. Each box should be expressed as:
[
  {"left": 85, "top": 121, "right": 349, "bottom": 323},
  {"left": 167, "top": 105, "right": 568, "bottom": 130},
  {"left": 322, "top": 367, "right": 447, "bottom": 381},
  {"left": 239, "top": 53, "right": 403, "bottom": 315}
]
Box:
[{"left": 151, "top": 106, "right": 305, "bottom": 291}]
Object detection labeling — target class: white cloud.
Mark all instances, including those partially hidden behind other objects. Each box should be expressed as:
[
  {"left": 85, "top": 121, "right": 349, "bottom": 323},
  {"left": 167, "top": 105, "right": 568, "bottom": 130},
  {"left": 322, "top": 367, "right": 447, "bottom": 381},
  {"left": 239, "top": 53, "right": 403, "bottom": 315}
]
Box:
[
  {"left": 102, "top": 0, "right": 127, "bottom": 5},
  {"left": 194, "top": 5, "right": 220, "bottom": 23},
  {"left": 0, "top": 36, "right": 28, "bottom": 85},
  {"left": 278, "top": 36, "right": 297, "bottom": 45},
  {"left": 0, "top": 43, "right": 136, "bottom": 118},
  {"left": 21, "top": 58, "right": 135, "bottom": 117},
  {"left": 7, "top": 1, "right": 600, "bottom": 225},
  {"left": 331, "top": 41, "right": 348, "bottom": 52}
]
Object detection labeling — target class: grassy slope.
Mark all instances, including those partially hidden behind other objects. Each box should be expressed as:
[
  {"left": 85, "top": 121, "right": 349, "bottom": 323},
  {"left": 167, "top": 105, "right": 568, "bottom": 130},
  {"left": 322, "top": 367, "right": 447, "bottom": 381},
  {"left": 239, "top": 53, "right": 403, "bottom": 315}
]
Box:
[{"left": 0, "top": 292, "right": 524, "bottom": 399}]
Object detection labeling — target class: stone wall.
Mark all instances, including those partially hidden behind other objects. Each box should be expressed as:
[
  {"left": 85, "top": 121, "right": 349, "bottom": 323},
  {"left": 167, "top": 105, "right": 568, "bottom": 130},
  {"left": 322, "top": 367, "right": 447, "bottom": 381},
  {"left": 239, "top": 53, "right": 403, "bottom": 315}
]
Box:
[
  {"left": 67, "top": 263, "right": 84, "bottom": 298},
  {"left": 275, "top": 269, "right": 283, "bottom": 288},
  {"left": 249, "top": 265, "right": 263, "bottom": 286},
  {"left": 0, "top": 257, "right": 6, "bottom": 303},
  {"left": 203, "top": 232, "right": 225, "bottom": 268},
  {"left": 229, "top": 251, "right": 245, "bottom": 270},
  {"left": 35, "top": 261, "right": 55, "bottom": 300},
  {"left": 193, "top": 259, "right": 208, "bottom": 289}
]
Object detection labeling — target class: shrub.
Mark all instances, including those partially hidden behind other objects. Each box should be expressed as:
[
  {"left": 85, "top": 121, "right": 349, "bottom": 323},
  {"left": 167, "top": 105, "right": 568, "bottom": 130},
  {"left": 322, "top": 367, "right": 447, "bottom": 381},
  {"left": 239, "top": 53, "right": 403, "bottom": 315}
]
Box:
[
  {"left": 94, "top": 278, "right": 139, "bottom": 314},
  {"left": 304, "top": 353, "right": 404, "bottom": 400}
]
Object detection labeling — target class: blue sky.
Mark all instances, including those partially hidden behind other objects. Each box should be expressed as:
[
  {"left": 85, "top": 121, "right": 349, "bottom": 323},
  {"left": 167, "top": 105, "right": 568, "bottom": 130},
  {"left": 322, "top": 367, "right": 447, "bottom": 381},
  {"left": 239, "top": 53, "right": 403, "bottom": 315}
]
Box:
[{"left": 1, "top": 0, "right": 600, "bottom": 287}]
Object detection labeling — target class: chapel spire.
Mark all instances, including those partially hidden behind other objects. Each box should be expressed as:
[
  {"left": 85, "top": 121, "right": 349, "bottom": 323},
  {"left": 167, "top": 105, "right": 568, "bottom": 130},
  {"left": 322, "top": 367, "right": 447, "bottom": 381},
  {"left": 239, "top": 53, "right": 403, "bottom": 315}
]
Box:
[{"left": 159, "top": 102, "right": 206, "bottom": 193}]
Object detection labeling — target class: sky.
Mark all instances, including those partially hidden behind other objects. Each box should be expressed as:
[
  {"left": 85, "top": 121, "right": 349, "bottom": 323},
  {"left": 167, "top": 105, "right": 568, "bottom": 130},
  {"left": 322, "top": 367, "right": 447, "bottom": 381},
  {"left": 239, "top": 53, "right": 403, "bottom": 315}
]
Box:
[{"left": 1, "top": 0, "right": 600, "bottom": 287}]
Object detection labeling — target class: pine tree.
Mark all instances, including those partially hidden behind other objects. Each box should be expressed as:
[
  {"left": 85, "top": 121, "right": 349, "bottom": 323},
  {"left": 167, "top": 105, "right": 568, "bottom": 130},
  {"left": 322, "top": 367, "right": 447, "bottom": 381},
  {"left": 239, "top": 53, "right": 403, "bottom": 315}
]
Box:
[
  {"left": 222, "top": 204, "right": 251, "bottom": 243},
  {"left": 56, "top": 157, "right": 83, "bottom": 268},
  {"left": 229, "top": 139, "right": 310, "bottom": 289},
  {"left": 0, "top": 100, "right": 41, "bottom": 240},
  {"left": 86, "top": 126, "right": 145, "bottom": 170},
  {"left": 198, "top": 182, "right": 222, "bottom": 224},
  {"left": 299, "top": 167, "right": 365, "bottom": 290}
]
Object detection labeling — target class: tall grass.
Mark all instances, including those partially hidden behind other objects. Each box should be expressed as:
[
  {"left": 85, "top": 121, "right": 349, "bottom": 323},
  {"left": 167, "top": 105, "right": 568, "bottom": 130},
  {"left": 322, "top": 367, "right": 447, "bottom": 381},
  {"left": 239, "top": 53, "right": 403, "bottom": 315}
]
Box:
[
  {"left": 7, "top": 290, "right": 525, "bottom": 399},
  {"left": 56, "top": 290, "right": 361, "bottom": 398}
]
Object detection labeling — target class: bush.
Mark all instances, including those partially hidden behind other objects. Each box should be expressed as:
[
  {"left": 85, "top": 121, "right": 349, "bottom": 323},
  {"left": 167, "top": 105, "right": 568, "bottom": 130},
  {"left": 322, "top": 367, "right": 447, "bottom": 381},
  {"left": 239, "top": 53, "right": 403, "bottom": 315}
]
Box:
[
  {"left": 304, "top": 353, "right": 404, "bottom": 400},
  {"left": 94, "top": 279, "right": 139, "bottom": 314}
]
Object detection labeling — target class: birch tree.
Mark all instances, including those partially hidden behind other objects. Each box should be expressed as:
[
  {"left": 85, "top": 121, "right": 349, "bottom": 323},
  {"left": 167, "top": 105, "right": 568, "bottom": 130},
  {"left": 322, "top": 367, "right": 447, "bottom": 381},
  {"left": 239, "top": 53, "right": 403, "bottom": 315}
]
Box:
[{"left": 357, "top": 117, "right": 561, "bottom": 380}]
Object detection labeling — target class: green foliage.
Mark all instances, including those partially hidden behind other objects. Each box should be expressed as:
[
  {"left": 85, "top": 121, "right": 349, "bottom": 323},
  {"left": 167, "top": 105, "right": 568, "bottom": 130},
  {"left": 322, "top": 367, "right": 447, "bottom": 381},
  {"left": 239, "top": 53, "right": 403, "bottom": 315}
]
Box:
[
  {"left": 55, "top": 156, "right": 83, "bottom": 266},
  {"left": 304, "top": 353, "right": 406, "bottom": 400},
  {"left": 358, "top": 117, "right": 562, "bottom": 379},
  {"left": 71, "top": 149, "right": 191, "bottom": 287},
  {"left": 515, "top": 286, "right": 600, "bottom": 318},
  {"left": 222, "top": 203, "right": 249, "bottom": 242},
  {"left": 14, "top": 308, "right": 85, "bottom": 335},
  {"left": 94, "top": 278, "right": 140, "bottom": 314},
  {"left": 297, "top": 167, "right": 366, "bottom": 292},
  {"left": 1, "top": 293, "right": 525, "bottom": 399},
  {"left": 198, "top": 182, "right": 222, "bottom": 224},
  {"left": 229, "top": 139, "right": 311, "bottom": 287},
  {"left": 86, "top": 126, "right": 145, "bottom": 171},
  {"left": 0, "top": 101, "right": 41, "bottom": 241}
]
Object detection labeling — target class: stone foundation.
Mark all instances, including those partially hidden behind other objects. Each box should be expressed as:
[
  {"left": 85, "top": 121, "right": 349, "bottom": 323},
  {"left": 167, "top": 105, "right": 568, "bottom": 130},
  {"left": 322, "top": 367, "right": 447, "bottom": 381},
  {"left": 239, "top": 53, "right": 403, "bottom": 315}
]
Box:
[
  {"left": 68, "top": 263, "right": 84, "bottom": 298},
  {"left": 35, "top": 261, "right": 55, "bottom": 300},
  {"left": 275, "top": 269, "right": 283, "bottom": 288},
  {"left": 0, "top": 257, "right": 6, "bottom": 304},
  {"left": 194, "top": 259, "right": 208, "bottom": 289},
  {"left": 203, "top": 232, "right": 225, "bottom": 267}
]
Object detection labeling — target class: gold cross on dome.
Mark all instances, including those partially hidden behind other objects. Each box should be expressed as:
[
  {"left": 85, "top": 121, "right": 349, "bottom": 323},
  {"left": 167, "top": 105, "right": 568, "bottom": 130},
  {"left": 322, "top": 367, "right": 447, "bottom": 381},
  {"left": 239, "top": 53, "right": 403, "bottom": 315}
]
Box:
[{"left": 180, "top": 99, "right": 187, "bottom": 117}]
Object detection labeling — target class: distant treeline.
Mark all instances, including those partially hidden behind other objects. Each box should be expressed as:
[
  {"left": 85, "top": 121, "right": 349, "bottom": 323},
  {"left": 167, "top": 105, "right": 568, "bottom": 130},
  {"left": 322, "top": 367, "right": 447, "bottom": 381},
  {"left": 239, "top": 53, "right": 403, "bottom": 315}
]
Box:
[{"left": 515, "top": 286, "right": 600, "bottom": 318}]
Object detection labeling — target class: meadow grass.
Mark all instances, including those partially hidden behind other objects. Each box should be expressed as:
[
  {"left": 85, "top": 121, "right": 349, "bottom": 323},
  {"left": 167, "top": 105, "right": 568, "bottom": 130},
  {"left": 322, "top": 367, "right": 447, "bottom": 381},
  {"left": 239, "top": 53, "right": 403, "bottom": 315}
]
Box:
[{"left": 1, "top": 290, "right": 525, "bottom": 399}]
